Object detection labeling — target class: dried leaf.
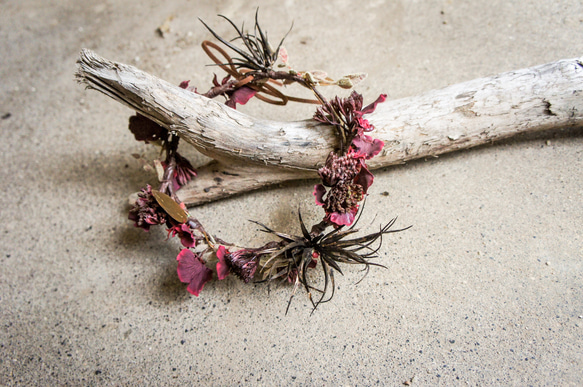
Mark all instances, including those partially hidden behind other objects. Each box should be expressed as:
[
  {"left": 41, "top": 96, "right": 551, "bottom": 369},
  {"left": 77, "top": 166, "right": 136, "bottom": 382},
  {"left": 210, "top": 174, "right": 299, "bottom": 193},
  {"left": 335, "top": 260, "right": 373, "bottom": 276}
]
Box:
[{"left": 151, "top": 190, "right": 188, "bottom": 223}]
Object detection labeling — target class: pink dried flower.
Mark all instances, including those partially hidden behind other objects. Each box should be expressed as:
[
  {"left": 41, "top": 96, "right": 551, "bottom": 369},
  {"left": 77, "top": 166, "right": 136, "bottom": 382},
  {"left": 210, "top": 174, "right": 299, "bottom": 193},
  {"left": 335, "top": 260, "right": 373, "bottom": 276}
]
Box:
[
  {"left": 128, "top": 185, "right": 167, "bottom": 231},
  {"left": 313, "top": 91, "right": 386, "bottom": 143},
  {"left": 318, "top": 152, "right": 361, "bottom": 187},
  {"left": 167, "top": 222, "right": 196, "bottom": 248},
  {"left": 177, "top": 249, "right": 213, "bottom": 296},
  {"left": 216, "top": 246, "right": 261, "bottom": 283},
  {"left": 314, "top": 181, "right": 364, "bottom": 227}
]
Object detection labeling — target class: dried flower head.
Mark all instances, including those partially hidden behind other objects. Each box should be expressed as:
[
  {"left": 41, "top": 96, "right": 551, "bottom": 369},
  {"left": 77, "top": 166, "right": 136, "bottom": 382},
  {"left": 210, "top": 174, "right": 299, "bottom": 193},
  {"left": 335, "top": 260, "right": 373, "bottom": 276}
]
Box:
[
  {"left": 128, "top": 185, "right": 168, "bottom": 231},
  {"left": 314, "top": 91, "right": 386, "bottom": 152},
  {"left": 318, "top": 152, "right": 361, "bottom": 187}
]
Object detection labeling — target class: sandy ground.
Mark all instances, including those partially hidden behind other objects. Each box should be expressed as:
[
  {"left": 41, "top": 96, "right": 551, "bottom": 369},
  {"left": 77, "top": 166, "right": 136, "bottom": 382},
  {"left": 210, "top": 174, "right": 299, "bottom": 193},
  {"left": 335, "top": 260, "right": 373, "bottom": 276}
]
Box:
[{"left": 1, "top": 0, "right": 582, "bottom": 385}]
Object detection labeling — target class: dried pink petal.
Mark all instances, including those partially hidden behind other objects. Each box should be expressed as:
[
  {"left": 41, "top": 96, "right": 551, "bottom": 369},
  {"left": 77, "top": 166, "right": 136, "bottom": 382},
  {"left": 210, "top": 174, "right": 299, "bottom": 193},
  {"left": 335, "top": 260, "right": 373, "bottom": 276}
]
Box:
[
  {"left": 329, "top": 206, "right": 358, "bottom": 227},
  {"left": 168, "top": 223, "right": 196, "bottom": 248},
  {"left": 313, "top": 184, "right": 327, "bottom": 206},
  {"left": 361, "top": 93, "right": 387, "bottom": 115},
  {"left": 225, "top": 86, "right": 257, "bottom": 109},
  {"left": 216, "top": 246, "right": 230, "bottom": 280},
  {"left": 176, "top": 249, "right": 213, "bottom": 296},
  {"left": 352, "top": 135, "right": 384, "bottom": 160},
  {"left": 353, "top": 162, "right": 374, "bottom": 194}
]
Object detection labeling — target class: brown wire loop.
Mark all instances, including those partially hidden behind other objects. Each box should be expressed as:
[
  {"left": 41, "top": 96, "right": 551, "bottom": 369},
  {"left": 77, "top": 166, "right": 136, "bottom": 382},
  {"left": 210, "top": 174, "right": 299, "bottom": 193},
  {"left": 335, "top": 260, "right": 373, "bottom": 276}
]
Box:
[{"left": 201, "top": 40, "right": 320, "bottom": 106}]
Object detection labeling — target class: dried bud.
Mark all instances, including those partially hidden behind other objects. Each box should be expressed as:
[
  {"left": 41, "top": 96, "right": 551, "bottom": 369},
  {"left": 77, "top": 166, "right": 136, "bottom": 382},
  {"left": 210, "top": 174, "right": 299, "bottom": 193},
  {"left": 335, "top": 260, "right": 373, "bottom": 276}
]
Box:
[
  {"left": 225, "top": 249, "right": 260, "bottom": 283},
  {"left": 318, "top": 152, "right": 361, "bottom": 186}
]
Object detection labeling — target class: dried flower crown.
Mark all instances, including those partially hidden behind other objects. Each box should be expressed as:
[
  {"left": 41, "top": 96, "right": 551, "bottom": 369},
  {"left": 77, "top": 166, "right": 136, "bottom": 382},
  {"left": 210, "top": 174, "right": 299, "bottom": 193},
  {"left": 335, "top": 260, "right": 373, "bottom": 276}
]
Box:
[{"left": 128, "top": 11, "right": 410, "bottom": 312}]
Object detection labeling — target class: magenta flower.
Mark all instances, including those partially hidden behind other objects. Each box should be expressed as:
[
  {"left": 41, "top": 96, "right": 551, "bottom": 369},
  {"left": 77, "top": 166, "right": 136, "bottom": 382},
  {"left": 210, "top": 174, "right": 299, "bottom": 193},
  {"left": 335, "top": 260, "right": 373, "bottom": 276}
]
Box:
[
  {"left": 128, "top": 185, "right": 168, "bottom": 231},
  {"left": 313, "top": 151, "right": 369, "bottom": 227},
  {"left": 312, "top": 92, "right": 386, "bottom": 227},
  {"left": 176, "top": 249, "right": 213, "bottom": 296},
  {"left": 167, "top": 223, "right": 196, "bottom": 248}
]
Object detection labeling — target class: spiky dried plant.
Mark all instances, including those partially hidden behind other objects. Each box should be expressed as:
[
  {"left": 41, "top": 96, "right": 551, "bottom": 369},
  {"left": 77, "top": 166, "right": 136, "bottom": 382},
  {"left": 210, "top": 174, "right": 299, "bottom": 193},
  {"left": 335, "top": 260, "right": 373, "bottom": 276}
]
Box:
[
  {"left": 199, "top": 9, "right": 290, "bottom": 73},
  {"left": 199, "top": 10, "right": 322, "bottom": 105},
  {"left": 255, "top": 210, "right": 411, "bottom": 313}
]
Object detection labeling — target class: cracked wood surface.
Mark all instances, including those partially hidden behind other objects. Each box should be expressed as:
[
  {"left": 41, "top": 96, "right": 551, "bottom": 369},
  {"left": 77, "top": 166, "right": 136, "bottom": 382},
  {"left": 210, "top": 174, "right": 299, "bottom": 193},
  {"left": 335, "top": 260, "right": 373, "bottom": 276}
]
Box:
[{"left": 76, "top": 49, "right": 583, "bottom": 206}]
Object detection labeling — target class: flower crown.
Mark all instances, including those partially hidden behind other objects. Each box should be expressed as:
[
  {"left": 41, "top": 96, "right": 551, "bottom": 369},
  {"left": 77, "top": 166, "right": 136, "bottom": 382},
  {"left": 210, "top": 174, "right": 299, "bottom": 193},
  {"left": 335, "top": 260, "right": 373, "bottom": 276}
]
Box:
[{"left": 128, "top": 11, "right": 410, "bottom": 313}]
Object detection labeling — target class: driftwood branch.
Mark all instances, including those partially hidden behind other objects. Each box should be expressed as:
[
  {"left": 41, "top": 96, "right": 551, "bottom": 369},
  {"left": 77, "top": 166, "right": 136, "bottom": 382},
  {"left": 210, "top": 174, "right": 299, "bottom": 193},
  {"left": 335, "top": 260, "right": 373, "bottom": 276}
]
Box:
[{"left": 76, "top": 49, "right": 583, "bottom": 206}]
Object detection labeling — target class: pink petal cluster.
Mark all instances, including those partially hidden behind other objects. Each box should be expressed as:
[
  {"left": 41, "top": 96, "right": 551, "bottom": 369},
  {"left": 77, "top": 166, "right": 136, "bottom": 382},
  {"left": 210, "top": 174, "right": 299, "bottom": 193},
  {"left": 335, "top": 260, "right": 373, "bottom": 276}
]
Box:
[
  {"left": 313, "top": 92, "right": 386, "bottom": 227},
  {"left": 128, "top": 185, "right": 168, "bottom": 231},
  {"left": 167, "top": 223, "right": 196, "bottom": 248}
]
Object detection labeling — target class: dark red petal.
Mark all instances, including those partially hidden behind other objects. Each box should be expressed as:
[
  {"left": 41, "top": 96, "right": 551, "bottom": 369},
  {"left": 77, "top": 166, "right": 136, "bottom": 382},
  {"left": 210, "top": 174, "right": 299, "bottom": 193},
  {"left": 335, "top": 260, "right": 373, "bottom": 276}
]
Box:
[
  {"left": 176, "top": 249, "right": 197, "bottom": 283},
  {"left": 353, "top": 161, "right": 374, "bottom": 194},
  {"left": 226, "top": 86, "right": 257, "bottom": 108},
  {"left": 352, "top": 135, "right": 384, "bottom": 160},
  {"left": 178, "top": 224, "right": 196, "bottom": 248},
  {"left": 357, "top": 117, "right": 373, "bottom": 131},
  {"left": 313, "top": 184, "right": 327, "bottom": 206},
  {"left": 216, "top": 246, "right": 230, "bottom": 280},
  {"left": 179, "top": 80, "right": 190, "bottom": 89},
  {"left": 361, "top": 93, "right": 387, "bottom": 115},
  {"left": 176, "top": 249, "right": 212, "bottom": 296},
  {"left": 186, "top": 265, "right": 213, "bottom": 296},
  {"left": 212, "top": 74, "right": 220, "bottom": 87}
]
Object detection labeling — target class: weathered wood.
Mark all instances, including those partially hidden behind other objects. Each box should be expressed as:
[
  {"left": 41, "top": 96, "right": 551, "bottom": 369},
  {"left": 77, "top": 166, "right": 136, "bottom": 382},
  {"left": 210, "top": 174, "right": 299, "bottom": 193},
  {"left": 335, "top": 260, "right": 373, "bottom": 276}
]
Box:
[{"left": 76, "top": 49, "right": 583, "bottom": 205}]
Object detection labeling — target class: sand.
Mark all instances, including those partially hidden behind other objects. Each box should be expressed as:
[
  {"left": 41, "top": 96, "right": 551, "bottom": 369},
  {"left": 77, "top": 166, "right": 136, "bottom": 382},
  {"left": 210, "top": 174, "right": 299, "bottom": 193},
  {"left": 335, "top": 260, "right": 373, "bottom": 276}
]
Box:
[{"left": 1, "top": 1, "right": 582, "bottom": 385}]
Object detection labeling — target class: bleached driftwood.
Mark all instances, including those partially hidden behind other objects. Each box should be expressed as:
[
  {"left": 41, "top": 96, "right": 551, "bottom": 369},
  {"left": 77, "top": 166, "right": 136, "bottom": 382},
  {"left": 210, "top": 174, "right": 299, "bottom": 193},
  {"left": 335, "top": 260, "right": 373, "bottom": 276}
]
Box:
[{"left": 76, "top": 49, "right": 583, "bottom": 206}]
